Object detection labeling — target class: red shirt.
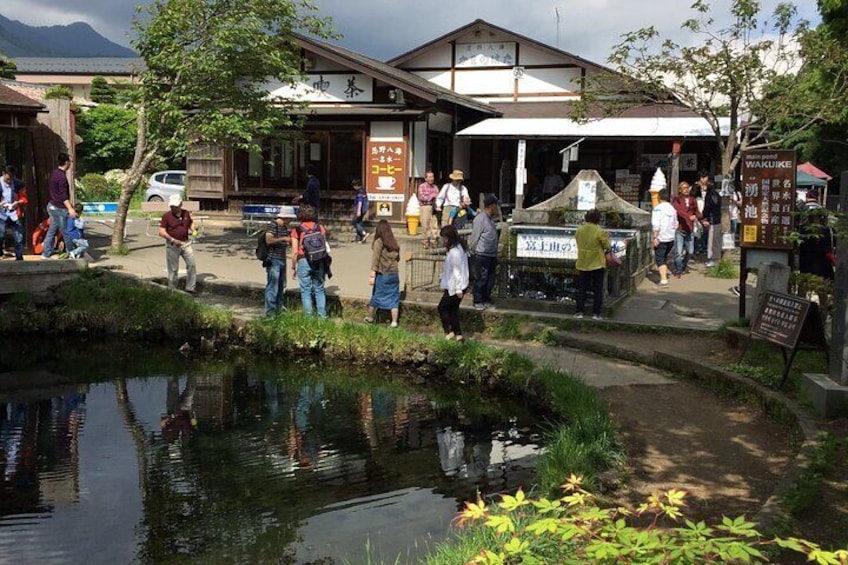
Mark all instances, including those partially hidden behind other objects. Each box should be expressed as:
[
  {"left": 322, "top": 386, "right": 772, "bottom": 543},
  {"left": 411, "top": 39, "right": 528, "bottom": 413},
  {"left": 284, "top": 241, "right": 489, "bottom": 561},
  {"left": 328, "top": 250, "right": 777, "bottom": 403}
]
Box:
[
  {"left": 160, "top": 209, "right": 193, "bottom": 241},
  {"left": 417, "top": 181, "right": 439, "bottom": 205},
  {"left": 291, "top": 221, "right": 326, "bottom": 260}
]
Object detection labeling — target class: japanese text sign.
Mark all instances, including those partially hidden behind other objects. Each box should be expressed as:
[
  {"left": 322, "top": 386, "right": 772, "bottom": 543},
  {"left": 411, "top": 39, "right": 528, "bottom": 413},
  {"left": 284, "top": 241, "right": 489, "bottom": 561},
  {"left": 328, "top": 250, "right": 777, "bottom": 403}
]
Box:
[
  {"left": 740, "top": 150, "right": 796, "bottom": 249},
  {"left": 366, "top": 140, "right": 407, "bottom": 202},
  {"left": 751, "top": 291, "right": 811, "bottom": 349}
]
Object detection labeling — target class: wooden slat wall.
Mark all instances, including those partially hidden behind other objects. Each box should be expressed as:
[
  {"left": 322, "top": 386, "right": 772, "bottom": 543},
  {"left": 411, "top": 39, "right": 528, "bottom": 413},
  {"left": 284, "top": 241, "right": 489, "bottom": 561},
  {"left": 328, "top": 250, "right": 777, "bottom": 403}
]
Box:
[{"left": 187, "top": 142, "right": 227, "bottom": 200}]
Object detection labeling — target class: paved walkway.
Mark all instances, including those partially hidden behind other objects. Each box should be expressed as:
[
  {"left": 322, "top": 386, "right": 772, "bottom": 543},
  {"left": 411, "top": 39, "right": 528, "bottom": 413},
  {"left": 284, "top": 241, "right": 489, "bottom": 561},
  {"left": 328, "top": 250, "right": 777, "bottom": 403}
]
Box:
[{"left": 84, "top": 217, "right": 749, "bottom": 329}]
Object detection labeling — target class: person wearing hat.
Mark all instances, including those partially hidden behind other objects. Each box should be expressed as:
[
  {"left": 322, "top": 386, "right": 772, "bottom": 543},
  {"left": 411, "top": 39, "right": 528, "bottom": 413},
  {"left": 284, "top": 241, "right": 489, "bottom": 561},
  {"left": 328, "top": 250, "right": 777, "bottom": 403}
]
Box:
[
  {"left": 468, "top": 194, "right": 501, "bottom": 310},
  {"left": 435, "top": 169, "right": 470, "bottom": 226},
  {"left": 158, "top": 194, "right": 197, "bottom": 294},
  {"left": 264, "top": 207, "right": 295, "bottom": 315}
]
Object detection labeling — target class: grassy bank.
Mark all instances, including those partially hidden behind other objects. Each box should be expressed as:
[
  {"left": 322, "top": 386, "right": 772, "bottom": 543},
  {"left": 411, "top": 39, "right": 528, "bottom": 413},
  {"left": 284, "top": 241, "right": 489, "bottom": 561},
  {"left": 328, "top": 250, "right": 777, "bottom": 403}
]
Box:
[{"left": 1, "top": 271, "right": 623, "bottom": 495}]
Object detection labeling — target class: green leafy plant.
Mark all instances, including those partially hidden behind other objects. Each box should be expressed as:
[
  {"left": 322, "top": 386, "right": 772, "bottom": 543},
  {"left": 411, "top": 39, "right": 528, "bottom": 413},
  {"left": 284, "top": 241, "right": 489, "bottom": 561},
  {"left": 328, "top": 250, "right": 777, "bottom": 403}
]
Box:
[
  {"left": 76, "top": 173, "right": 121, "bottom": 202},
  {"left": 434, "top": 475, "right": 848, "bottom": 564},
  {"left": 44, "top": 85, "right": 74, "bottom": 100},
  {"left": 707, "top": 257, "right": 739, "bottom": 279}
]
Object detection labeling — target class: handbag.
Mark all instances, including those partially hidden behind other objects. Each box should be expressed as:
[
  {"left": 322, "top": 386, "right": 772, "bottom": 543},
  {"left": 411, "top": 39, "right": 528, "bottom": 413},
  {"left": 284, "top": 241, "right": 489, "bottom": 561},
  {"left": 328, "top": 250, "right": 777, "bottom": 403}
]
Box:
[{"left": 605, "top": 250, "right": 621, "bottom": 268}]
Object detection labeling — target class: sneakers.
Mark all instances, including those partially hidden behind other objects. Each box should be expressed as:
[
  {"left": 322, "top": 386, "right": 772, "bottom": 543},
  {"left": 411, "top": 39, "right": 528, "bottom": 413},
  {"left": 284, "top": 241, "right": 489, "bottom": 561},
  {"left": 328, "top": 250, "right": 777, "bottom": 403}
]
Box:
[
  {"left": 390, "top": 321, "right": 398, "bottom": 328},
  {"left": 672, "top": 271, "right": 682, "bottom": 279},
  {"left": 704, "top": 261, "right": 716, "bottom": 268},
  {"left": 364, "top": 316, "right": 374, "bottom": 323},
  {"left": 592, "top": 314, "right": 603, "bottom": 321},
  {"left": 473, "top": 303, "right": 486, "bottom": 310},
  {"left": 454, "top": 335, "right": 465, "bottom": 342},
  {"left": 659, "top": 280, "right": 669, "bottom": 287},
  {"left": 445, "top": 332, "right": 456, "bottom": 340},
  {"left": 483, "top": 302, "right": 496, "bottom": 310},
  {"left": 361, "top": 232, "right": 370, "bottom": 243},
  {"left": 730, "top": 286, "right": 741, "bottom": 297},
  {"left": 574, "top": 312, "right": 584, "bottom": 319}
]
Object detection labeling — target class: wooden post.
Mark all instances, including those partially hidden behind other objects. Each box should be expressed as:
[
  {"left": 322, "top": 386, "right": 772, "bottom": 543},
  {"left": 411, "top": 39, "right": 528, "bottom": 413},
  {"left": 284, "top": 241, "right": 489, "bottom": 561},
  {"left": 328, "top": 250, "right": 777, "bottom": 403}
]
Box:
[{"left": 830, "top": 184, "right": 848, "bottom": 386}]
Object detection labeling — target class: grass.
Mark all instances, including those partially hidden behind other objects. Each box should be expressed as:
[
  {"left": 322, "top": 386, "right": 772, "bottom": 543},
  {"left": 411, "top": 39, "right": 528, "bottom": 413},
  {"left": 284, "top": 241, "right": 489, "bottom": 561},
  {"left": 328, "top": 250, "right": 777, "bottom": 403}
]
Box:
[
  {"left": 707, "top": 257, "right": 739, "bottom": 279},
  {"left": 782, "top": 432, "right": 842, "bottom": 515}
]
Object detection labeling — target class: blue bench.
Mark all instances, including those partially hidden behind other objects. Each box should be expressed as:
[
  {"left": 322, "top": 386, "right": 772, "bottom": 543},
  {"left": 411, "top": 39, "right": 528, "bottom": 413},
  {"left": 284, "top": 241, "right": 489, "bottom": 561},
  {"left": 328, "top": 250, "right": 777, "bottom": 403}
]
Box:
[{"left": 242, "top": 204, "right": 298, "bottom": 235}]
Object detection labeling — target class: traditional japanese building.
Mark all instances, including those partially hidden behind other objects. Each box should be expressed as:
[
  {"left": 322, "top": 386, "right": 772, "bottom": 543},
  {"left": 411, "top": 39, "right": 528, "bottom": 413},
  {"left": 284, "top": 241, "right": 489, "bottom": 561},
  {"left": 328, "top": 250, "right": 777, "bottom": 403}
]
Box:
[{"left": 389, "top": 19, "right": 729, "bottom": 209}]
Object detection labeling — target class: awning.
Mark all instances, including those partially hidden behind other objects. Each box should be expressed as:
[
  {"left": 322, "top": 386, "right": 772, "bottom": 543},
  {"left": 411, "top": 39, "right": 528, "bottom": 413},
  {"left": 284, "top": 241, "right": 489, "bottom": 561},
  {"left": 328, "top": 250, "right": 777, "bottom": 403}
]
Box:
[
  {"left": 798, "top": 161, "right": 832, "bottom": 181},
  {"left": 796, "top": 170, "right": 827, "bottom": 187},
  {"left": 456, "top": 117, "right": 731, "bottom": 139}
]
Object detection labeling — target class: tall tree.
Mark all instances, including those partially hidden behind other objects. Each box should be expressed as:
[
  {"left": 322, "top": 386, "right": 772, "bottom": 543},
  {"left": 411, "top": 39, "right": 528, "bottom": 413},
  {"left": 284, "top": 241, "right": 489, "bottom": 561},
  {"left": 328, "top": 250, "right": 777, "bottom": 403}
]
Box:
[
  {"left": 109, "top": 0, "right": 334, "bottom": 249},
  {"left": 0, "top": 53, "right": 15, "bottom": 79},
  {"left": 573, "top": 0, "right": 848, "bottom": 178},
  {"left": 89, "top": 76, "right": 117, "bottom": 104},
  {"left": 76, "top": 104, "right": 138, "bottom": 172}
]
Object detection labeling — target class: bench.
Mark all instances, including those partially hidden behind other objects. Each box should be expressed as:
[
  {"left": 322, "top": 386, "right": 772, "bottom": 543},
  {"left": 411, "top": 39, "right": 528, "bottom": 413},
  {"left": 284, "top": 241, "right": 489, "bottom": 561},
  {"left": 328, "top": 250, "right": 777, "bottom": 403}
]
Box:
[
  {"left": 141, "top": 200, "right": 206, "bottom": 237},
  {"left": 242, "top": 204, "right": 298, "bottom": 236}
]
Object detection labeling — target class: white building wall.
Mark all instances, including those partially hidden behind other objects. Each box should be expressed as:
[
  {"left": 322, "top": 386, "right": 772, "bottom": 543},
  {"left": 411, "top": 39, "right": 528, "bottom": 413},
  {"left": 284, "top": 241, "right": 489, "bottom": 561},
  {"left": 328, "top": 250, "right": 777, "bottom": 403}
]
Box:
[
  {"left": 519, "top": 68, "right": 582, "bottom": 94},
  {"left": 518, "top": 44, "right": 568, "bottom": 65},
  {"left": 454, "top": 69, "right": 514, "bottom": 95},
  {"left": 401, "top": 44, "right": 452, "bottom": 68},
  {"left": 411, "top": 70, "right": 452, "bottom": 89},
  {"left": 370, "top": 122, "right": 404, "bottom": 140}
]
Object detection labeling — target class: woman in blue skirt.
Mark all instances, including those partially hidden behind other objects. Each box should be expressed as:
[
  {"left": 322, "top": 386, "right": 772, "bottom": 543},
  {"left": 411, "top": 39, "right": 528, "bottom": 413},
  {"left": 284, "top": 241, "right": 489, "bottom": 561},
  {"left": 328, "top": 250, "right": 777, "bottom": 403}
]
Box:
[{"left": 365, "top": 220, "right": 401, "bottom": 327}]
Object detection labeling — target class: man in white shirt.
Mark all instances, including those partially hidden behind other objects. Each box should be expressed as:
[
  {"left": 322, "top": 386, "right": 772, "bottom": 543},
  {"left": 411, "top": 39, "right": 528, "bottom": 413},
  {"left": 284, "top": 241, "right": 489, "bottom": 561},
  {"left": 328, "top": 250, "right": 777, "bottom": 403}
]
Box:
[
  {"left": 651, "top": 188, "right": 677, "bottom": 287},
  {"left": 435, "top": 169, "right": 470, "bottom": 225}
]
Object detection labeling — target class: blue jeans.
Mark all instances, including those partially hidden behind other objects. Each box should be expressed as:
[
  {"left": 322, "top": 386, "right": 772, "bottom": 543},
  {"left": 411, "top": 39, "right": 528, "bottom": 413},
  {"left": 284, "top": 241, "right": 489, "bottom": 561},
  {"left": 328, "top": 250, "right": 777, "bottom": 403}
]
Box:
[
  {"left": 471, "top": 254, "right": 498, "bottom": 305},
  {"left": 264, "top": 257, "right": 287, "bottom": 315},
  {"left": 4, "top": 218, "right": 24, "bottom": 260},
  {"left": 43, "top": 203, "right": 68, "bottom": 257},
  {"left": 674, "top": 230, "right": 694, "bottom": 273},
  {"left": 351, "top": 215, "right": 365, "bottom": 241},
  {"left": 296, "top": 258, "right": 326, "bottom": 318}
]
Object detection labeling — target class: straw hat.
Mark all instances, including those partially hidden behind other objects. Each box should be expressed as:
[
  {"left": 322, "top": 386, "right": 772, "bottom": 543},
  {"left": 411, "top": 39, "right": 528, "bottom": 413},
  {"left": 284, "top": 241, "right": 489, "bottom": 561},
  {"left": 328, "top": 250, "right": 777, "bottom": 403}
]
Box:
[{"left": 448, "top": 169, "right": 464, "bottom": 181}]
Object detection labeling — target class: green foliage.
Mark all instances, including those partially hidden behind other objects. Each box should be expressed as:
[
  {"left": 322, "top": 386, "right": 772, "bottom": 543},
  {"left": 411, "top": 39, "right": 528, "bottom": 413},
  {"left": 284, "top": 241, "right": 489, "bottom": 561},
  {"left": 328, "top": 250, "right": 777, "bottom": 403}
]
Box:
[
  {"left": 44, "top": 85, "right": 73, "bottom": 100},
  {"left": 0, "top": 269, "right": 231, "bottom": 337},
  {"left": 0, "top": 55, "right": 16, "bottom": 79},
  {"left": 132, "top": 0, "right": 336, "bottom": 156},
  {"left": 783, "top": 432, "right": 842, "bottom": 515},
  {"left": 428, "top": 478, "right": 848, "bottom": 564},
  {"left": 76, "top": 104, "right": 138, "bottom": 173},
  {"left": 575, "top": 0, "right": 848, "bottom": 174},
  {"left": 707, "top": 257, "right": 739, "bottom": 279},
  {"left": 89, "top": 76, "right": 117, "bottom": 104},
  {"left": 790, "top": 271, "right": 834, "bottom": 318},
  {"left": 76, "top": 173, "right": 121, "bottom": 201}
]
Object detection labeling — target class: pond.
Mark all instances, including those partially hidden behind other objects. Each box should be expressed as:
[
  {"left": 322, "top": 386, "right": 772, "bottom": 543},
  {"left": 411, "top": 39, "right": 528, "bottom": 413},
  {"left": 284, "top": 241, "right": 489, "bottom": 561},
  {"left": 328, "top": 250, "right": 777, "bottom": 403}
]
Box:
[{"left": 0, "top": 344, "right": 543, "bottom": 564}]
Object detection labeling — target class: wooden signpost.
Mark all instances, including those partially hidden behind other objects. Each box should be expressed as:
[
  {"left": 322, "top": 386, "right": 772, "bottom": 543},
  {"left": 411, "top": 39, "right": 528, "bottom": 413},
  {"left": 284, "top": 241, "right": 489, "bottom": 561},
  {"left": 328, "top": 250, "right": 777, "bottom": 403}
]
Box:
[{"left": 742, "top": 291, "right": 829, "bottom": 388}]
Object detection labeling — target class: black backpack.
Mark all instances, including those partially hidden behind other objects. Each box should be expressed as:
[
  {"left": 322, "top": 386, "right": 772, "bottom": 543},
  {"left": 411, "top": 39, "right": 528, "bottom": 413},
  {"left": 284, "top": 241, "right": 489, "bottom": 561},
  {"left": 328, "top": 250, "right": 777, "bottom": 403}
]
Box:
[
  {"left": 298, "top": 223, "right": 328, "bottom": 265},
  {"left": 255, "top": 229, "right": 269, "bottom": 263}
]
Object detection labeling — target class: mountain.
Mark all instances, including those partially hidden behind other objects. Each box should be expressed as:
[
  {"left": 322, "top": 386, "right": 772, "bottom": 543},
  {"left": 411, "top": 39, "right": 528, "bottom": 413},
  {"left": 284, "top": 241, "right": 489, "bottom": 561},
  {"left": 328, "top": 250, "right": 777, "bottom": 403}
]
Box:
[{"left": 0, "top": 14, "right": 135, "bottom": 58}]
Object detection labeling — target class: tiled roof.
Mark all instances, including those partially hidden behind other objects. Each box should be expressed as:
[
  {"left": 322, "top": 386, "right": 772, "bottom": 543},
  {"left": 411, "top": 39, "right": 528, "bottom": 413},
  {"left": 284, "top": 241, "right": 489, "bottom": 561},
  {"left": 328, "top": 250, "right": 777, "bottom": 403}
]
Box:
[
  {"left": 12, "top": 57, "right": 145, "bottom": 75},
  {"left": 0, "top": 82, "right": 43, "bottom": 109}
]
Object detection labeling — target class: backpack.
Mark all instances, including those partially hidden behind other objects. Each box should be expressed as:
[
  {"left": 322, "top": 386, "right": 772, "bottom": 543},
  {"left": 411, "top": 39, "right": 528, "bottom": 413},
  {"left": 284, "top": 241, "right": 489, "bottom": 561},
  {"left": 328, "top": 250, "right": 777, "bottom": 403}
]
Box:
[
  {"left": 255, "top": 229, "right": 269, "bottom": 263},
  {"left": 298, "top": 223, "right": 328, "bottom": 265}
]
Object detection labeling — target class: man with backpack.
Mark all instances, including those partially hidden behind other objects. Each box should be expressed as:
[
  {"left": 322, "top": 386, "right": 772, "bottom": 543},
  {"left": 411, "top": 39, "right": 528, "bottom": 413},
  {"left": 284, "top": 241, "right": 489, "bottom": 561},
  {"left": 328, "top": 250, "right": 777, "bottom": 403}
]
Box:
[
  {"left": 259, "top": 207, "right": 295, "bottom": 316},
  {"left": 290, "top": 204, "right": 329, "bottom": 318}
]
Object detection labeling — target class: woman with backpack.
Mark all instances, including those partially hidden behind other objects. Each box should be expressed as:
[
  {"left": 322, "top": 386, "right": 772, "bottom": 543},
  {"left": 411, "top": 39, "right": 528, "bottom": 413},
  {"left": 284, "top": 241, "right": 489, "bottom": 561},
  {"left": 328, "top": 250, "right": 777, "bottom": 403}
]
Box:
[
  {"left": 438, "top": 224, "right": 469, "bottom": 341},
  {"left": 291, "top": 204, "right": 328, "bottom": 318},
  {"left": 365, "top": 220, "right": 400, "bottom": 327}
]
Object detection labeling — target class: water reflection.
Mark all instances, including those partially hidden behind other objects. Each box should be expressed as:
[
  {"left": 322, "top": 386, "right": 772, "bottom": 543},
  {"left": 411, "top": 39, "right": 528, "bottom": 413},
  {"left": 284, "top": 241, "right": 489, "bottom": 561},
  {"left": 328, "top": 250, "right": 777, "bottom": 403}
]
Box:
[{"left": 0, "top": 355, "right": 541, "bottom": 564}]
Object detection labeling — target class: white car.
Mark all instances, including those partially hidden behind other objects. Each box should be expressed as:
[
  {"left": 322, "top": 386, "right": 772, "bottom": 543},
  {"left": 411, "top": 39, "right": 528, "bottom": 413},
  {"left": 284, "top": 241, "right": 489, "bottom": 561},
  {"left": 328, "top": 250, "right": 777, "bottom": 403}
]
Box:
[{"left": 144, "top": 170, "right": 186, "bottom": 202}]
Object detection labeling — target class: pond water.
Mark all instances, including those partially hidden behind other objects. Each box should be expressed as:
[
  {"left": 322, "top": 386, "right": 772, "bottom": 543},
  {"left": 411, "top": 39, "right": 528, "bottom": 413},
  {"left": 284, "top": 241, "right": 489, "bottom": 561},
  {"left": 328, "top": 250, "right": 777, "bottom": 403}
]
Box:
[{"left": 0, "top": 345, "right": 542, "bottom": 564}]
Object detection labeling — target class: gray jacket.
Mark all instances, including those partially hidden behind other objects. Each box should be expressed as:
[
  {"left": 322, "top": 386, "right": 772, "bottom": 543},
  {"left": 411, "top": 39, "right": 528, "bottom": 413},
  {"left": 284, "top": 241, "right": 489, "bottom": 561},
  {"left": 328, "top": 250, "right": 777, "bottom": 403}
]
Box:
[{"left": 469, "top": 212, "right": 498, "bottom": 257}]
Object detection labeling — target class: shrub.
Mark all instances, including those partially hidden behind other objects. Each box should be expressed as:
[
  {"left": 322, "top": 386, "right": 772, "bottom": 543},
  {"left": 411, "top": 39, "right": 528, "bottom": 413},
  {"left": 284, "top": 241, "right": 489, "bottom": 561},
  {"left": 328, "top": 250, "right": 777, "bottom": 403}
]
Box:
[
  {"left": 707, "top": 257, "right": 739, "bottom": 279},
  {"left": 77, "top": 172, "right": 121, "bottom": 201},
  {"left": 45, "top": 85, "right": 73, "bottom": 100},
  {"left": 431, "top": 476, "right": 848, "bottom": 564}
]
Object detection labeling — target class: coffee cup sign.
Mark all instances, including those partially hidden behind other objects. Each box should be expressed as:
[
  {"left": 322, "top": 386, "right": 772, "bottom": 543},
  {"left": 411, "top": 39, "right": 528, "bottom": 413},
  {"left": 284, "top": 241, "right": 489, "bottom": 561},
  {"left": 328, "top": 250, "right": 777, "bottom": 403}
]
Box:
[{"left": 377, "top": 176, "right": 396, "bottom": 190}]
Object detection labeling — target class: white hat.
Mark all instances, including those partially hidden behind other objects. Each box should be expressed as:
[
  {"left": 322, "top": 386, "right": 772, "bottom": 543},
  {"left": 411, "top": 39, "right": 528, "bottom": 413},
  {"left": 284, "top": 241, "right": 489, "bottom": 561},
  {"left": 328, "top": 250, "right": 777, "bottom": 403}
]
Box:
[{"left": 168, "top": 194, "right": 183, "bottom": 207}]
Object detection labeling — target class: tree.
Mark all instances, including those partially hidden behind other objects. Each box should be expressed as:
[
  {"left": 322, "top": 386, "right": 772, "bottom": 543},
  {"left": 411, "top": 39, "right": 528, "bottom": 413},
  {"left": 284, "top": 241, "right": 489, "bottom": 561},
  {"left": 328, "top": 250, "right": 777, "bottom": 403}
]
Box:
[
  {"left": 109, "top": 0, "right": 334, "bottom": 250},
  {"left": 573, "top": 0, "right": 848, "bottom": 178},
  {"left": 0, "top": 54, "right": 15, "bottom": 79},
  {"left": 76, "top": 104, "right": 138, "bottom": 172},
  {"left": 89, "top": 76, "right": 117, "bottom": 104}
]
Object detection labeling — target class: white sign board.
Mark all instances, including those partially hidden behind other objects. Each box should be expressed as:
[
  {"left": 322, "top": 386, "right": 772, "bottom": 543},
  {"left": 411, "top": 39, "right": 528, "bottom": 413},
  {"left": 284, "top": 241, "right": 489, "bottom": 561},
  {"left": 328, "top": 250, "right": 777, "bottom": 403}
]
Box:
[
  {"left": 455, "top": 42, "right": 517, "bottom": 67},
  {"left": 268, "top": 73, "right": 374, "bottom": 103},
  {"left": 577, "top": 180, "right": 597, "bottom": 210},
  {"left": 516, "top": 234, "right": 628, "bottom": 260}
]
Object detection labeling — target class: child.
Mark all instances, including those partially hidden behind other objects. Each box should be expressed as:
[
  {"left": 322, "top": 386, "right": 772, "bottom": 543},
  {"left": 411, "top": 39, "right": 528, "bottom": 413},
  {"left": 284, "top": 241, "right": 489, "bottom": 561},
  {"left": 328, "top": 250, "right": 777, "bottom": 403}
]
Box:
[
  {"left": 64, "top": 202, "right": 89, "bottom": 259},
  {"left": 351, "top": 178, "right": 369, "bottom": 243},
  {"left": 448, "top": 197, "right": 476, "bottom": 230}
]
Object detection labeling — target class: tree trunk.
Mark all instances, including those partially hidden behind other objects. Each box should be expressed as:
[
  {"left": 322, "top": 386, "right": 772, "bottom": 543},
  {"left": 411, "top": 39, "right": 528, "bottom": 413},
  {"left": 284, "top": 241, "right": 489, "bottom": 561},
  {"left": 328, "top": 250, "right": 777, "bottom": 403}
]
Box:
[{"left": 110, "top": 106, "right": 158, "bottom": 250}]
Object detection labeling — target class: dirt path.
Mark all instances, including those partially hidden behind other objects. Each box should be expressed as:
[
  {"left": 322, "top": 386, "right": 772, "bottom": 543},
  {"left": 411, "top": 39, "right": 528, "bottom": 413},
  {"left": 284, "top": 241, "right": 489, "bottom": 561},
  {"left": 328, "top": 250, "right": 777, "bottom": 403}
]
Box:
[{"left": 505, "top": 340, "right": 798, "bottom": 521}]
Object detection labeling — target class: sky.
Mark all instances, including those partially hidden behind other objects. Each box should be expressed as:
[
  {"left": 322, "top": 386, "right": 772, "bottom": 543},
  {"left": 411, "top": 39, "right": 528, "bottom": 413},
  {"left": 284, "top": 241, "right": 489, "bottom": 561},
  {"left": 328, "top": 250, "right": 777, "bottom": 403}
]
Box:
[{"left": 0, "top": 0, "right": 822, "bottom": 64}]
